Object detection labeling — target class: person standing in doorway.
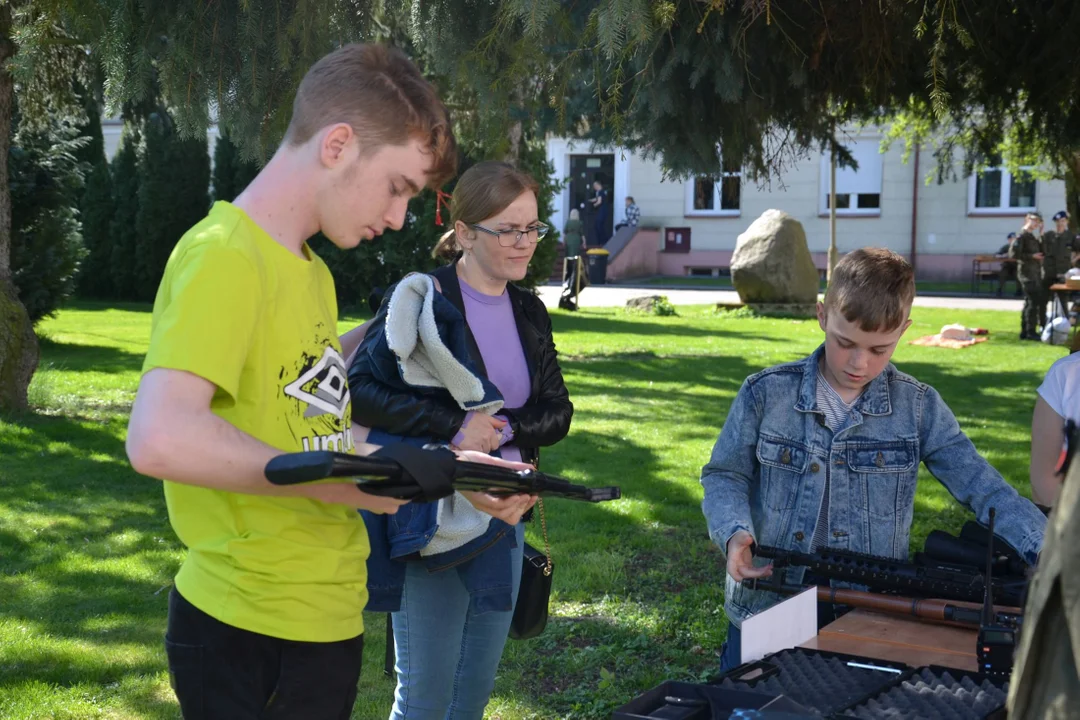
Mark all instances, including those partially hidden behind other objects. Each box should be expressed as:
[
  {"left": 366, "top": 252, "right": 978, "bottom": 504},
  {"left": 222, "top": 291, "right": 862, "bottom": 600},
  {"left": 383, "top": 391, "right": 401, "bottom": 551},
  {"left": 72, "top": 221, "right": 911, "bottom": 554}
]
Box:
[{"left": 589, "top": 179, "right": 610, "bottom": 246}]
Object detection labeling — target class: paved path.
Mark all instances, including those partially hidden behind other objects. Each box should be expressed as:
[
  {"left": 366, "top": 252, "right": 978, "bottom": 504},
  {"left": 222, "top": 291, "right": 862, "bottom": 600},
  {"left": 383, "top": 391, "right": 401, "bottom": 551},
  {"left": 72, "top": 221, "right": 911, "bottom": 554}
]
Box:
[{"left": 538, "top": 285, "right": 1024, "bottom": 312}]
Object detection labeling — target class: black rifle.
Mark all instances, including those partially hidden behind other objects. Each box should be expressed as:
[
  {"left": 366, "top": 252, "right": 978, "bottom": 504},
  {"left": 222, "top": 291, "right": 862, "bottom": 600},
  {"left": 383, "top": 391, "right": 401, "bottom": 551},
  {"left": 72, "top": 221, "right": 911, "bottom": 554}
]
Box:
[
  {"left": 264, "top": 449, "right": 621, "bottom": 503},
  {"left": 752, "top": 545, "right": 1027, "bottom": 606},
  {"left": 921, "top": 530, "right": 1028, "bottom": 578}
]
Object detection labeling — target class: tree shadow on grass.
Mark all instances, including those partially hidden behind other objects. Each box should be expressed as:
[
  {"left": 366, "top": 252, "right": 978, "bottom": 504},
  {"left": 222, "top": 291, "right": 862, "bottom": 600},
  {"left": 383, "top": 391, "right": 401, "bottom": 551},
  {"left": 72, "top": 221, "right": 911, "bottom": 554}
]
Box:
[
  {"left": 0, "top": 412, "right": 175, "bottom": 695},
  {"left": 896, "top": 360, "right": 1043, "bottom": 420},
  {"left": 551, "top": 308, "right": 793, "bottom": 343},
  {"left": 894, "top": 360, "right": 1042, "bottom": 482},
  {"left": 36, "top": 337, "right": 145, "bottom": 375},
  {"left": 560, "top": 352, "right": 761, "bottom": 434}
]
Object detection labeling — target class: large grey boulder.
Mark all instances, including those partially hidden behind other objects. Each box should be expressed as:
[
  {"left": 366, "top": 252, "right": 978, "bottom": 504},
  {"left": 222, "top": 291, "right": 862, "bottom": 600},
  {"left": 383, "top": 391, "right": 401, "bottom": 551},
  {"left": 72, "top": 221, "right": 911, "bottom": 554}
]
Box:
[{"left": 731, "top": 210, "right": 819, "bottom": 305}]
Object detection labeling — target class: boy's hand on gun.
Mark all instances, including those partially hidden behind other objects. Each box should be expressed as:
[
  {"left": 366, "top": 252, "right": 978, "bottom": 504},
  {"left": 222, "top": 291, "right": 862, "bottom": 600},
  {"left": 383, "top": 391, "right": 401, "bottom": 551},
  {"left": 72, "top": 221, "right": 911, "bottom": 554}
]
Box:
[{"left": 726, "top": 530, "right": 773, "bottom": 582}]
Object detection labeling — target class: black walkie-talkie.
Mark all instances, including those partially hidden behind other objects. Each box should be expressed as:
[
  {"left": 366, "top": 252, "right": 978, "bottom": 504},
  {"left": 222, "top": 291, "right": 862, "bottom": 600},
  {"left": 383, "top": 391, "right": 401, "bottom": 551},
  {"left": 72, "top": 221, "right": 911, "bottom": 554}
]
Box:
[{"left": 977, "top": 507, "right": 1015, "bottom": 679}]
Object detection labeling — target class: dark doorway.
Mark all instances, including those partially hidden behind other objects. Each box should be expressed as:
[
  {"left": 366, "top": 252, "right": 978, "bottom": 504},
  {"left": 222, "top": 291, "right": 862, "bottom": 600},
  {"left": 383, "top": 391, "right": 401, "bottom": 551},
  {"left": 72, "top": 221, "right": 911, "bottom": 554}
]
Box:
[{"left": 569, "top": 154, "right": 615, "bottom": 245}]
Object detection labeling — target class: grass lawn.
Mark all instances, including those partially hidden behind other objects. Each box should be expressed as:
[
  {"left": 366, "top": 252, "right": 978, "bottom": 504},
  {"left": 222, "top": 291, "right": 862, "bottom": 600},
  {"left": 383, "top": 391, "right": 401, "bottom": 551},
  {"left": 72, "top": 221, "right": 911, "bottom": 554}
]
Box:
[{"left": 0, "top": 300, "right": 1063, "bottom": 719}]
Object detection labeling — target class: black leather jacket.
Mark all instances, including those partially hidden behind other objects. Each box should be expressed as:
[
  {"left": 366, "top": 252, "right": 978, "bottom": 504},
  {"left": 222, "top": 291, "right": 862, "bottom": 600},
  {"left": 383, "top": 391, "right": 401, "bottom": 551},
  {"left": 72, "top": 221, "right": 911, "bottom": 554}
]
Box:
[{"left": 348, "top": 262, "right": 573, "bottom": 466}]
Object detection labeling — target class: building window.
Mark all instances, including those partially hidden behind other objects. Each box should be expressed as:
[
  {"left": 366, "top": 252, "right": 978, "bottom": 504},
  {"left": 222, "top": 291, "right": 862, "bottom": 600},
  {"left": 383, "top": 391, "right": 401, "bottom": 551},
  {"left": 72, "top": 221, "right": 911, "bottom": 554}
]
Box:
[
  {"left": 685, "top": 165, "right": 741, "bottom": 217},
  {"left": 968, "top": 166, "right": 1036, "bottom": 214},
  {"left": 819, "top": 137, "right": 883, "bottom": 216}
]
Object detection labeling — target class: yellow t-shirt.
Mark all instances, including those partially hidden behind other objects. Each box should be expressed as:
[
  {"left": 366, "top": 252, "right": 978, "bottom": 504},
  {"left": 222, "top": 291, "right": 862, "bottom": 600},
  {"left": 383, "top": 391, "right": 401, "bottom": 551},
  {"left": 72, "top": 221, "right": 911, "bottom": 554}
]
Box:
[{"left": 143, "top": 201, "right": 369, "bottom": 642}]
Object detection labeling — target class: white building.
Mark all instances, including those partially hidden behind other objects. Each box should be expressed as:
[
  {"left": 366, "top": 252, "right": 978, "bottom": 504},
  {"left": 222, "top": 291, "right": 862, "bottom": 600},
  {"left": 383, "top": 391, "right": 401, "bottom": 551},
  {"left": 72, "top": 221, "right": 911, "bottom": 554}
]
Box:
[
  {"left": 101, "top": 119, "right": 221, "bottom": 161},
  {"left": 546, "top": 131, "right": 1067, "bottom": 282}
]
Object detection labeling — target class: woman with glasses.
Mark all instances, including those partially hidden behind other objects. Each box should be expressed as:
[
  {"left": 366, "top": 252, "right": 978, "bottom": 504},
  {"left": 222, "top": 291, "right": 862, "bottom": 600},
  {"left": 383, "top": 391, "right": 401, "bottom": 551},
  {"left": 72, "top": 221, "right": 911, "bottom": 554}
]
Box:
[{"left": 347, "top": 161, "right": 573, "bottom": 720}]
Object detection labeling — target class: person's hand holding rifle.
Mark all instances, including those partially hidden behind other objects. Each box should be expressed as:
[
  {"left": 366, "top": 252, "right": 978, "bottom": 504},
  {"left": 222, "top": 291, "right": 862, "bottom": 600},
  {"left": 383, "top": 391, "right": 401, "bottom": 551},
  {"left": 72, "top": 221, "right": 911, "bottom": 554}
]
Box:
[
  {"left": 263, "top": 447, "right": 622, "bottom": 505},
  {"left": 726, "top": 530, "right": 772, "bottom": 582}
]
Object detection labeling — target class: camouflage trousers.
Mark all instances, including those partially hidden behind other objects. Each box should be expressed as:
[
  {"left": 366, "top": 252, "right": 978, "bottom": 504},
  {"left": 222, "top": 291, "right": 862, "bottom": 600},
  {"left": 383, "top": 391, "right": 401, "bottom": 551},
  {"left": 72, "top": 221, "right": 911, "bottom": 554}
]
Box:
[{"left": 1021, "top": 279, "right": 1045, "bottom": 338}]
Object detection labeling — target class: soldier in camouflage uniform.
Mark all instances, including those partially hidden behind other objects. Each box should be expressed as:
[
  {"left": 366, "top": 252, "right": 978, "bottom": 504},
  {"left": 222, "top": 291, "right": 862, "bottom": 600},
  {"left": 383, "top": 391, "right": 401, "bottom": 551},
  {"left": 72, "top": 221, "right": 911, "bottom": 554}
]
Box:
[
  {"left": 1040, "top": 211, "right": 1076, "bottom": 323},
  {"left": 1009, "top": 212, "right": 1046, "bottom": 340}
]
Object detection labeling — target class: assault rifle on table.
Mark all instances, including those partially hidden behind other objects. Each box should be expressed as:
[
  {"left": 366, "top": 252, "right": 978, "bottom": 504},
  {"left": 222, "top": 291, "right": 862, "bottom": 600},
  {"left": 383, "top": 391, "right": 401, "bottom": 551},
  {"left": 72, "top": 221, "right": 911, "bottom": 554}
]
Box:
[
  {"left": 751, "top": 544, "right": 1028, "bottom": 607},
  {"left": 744, "top": 578, "right": 1023, "bottom": 631},
  {"left": 263, "top": 449, "right": 622, "bottom": 503}
]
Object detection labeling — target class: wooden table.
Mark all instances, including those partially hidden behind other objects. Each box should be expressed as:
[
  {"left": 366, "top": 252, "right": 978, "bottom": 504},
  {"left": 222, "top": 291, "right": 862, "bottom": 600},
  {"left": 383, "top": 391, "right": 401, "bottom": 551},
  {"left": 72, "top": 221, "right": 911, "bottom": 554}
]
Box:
[
  {"left": 1047, "top": 283, "right": 1080, "bottom": 347},
  {"left": 800, "top": 608, "right": 980, "bottom": 672}
]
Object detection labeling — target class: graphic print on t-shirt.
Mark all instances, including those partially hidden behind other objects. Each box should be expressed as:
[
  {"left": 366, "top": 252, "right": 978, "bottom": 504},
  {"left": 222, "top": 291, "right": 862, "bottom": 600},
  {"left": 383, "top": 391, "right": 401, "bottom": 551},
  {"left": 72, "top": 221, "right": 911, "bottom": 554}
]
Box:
[
  {"left": 280, "top": 324, "right": 355, "bottom": 454},
  {"left": 284, "top": 345, "right": 349, "bottom": 419}
]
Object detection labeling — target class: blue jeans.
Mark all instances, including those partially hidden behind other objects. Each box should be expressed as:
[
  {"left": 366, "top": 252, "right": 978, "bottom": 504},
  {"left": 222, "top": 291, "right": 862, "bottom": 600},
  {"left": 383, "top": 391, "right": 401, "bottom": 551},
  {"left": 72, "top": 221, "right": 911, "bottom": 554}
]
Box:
[
  {"left": 389, "top": 522, "right": 524, "bottom": 720},
  {"left": 719, "top": 622, "right": 743, "bottom": 674}
]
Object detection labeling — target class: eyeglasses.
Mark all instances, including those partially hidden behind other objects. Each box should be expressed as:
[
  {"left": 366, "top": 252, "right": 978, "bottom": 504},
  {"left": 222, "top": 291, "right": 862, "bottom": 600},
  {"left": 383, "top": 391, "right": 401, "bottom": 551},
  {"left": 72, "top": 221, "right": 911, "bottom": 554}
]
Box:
[{"left": 470, "top": 222, "right": 549, "bottom": 247}]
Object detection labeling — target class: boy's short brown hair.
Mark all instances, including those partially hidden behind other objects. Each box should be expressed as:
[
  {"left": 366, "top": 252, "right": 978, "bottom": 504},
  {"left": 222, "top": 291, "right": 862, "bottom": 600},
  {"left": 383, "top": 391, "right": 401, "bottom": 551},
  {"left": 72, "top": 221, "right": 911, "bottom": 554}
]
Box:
[
  {"left": 823, "top": 248, "right": 915, "bottom": 332},
  {"left": 285, "top": 43, "right": 456, "bottom": 187}
]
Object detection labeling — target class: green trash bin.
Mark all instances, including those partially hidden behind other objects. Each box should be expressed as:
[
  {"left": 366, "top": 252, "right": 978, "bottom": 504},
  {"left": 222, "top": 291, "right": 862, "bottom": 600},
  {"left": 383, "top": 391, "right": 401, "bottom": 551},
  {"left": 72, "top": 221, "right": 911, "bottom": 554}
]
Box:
[{"left": 585, "top": 248, "right": 610, "bottom": 285}]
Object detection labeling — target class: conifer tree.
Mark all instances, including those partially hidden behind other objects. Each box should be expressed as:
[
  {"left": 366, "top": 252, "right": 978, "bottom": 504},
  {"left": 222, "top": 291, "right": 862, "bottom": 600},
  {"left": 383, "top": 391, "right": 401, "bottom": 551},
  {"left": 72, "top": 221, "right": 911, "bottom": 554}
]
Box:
[
  {"left": 7, "top": 0, "right": 1080, "bottom": 408},
  {"left": 212, "top": 134, "right": 260, "bottom": 203},
  {"left": 134, "top": 109, "right": 208, "bottom": 301},
  {"left": 8, "top": 104, "right": 86, "bottom": 324},
  {"left": 75, "top": 90, "right": 114, "bottom": 298},
  {"left": 108, "top": 123, "right": 141, "bottom": 301}
]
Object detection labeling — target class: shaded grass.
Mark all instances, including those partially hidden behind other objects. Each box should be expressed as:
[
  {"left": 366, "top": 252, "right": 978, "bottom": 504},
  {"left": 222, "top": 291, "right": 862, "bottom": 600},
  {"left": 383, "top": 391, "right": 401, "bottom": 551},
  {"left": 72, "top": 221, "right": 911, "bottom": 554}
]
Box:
[{"left": 0, "top": 300, "right": 1062, "bottom": 718}]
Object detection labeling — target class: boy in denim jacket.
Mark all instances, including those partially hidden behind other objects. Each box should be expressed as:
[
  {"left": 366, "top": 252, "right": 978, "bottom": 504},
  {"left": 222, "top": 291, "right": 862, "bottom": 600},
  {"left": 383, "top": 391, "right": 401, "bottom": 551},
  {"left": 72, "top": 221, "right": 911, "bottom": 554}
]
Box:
[{"left": 701, "top": 248, "right": 1047, "bottom": 671}]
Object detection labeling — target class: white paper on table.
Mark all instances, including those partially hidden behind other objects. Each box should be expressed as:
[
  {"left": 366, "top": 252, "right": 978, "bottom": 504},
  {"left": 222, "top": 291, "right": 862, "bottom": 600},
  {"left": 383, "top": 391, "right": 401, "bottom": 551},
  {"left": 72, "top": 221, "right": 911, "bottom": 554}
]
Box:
[{"left": 740, "top": 585, "right": 818, "bottom": 665}]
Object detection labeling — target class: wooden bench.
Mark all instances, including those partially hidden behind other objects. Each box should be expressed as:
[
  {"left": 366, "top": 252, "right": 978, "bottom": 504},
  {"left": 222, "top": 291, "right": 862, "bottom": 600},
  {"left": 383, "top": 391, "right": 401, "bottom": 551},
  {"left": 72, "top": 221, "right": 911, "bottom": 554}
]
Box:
[
  {"left": 972, "top": 255, "right": 1006, "bottom": 295},
  {"left": 684, "top": 266, "right": 730, "bottom": 278}
]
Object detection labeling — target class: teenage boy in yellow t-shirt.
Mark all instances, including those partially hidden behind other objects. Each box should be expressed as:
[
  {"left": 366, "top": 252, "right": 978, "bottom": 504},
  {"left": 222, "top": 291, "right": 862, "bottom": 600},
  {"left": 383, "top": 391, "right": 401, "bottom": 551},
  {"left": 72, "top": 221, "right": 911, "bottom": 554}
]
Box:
[{"left": 126, "top": 44, "right": 534, "bottom": 719}]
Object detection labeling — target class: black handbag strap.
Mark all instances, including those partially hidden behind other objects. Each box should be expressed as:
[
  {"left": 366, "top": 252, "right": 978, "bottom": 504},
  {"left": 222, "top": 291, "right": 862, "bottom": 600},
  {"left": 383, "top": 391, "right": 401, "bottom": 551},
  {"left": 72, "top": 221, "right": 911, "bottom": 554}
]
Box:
[{"left": 384, "top": 613, "right": 394, "bottom": 677}]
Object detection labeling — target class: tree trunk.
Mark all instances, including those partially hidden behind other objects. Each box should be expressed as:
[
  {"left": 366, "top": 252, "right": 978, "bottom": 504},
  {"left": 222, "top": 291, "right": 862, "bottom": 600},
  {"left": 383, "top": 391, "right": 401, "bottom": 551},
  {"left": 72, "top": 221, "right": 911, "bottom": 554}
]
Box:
[
  {"left": 503, "top": 85, "right": 524, "bottom": 165},
  {"left": 504, "top": 118, "right": 523, "bottom": 166},
  {"left": 0, "top": 6, "right": 38, "bottom": 412}
]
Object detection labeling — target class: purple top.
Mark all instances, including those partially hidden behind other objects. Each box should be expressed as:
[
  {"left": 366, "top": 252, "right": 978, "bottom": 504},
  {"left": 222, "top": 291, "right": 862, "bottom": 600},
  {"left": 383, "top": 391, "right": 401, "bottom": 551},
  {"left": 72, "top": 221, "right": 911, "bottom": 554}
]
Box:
[{"left": 455, "top": 277, "right": 532, "bottom": 462}]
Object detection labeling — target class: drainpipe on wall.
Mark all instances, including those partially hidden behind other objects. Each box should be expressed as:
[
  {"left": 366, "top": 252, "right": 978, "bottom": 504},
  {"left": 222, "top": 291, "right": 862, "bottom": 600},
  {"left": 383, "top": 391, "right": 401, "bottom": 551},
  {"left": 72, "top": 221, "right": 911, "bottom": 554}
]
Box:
[
  {"left": 828, "top": 140, "right": 838, "bottom": 282},
  {"left": 910, "top": 141, "right": 921, "bottom": 276}
]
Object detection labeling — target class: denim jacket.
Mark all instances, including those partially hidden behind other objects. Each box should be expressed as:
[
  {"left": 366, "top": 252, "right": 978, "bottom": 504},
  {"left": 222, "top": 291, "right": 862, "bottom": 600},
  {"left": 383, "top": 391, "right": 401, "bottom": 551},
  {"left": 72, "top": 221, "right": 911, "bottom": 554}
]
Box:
[
  {"left": 362, "top": 430, "right": 519, "bottom": 615},
  {"left": 362, "top": 497, "right": 518, "bottom": 615},
  {"left": 701, "top": 345, "right": 1047, "bottom": 628}
]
